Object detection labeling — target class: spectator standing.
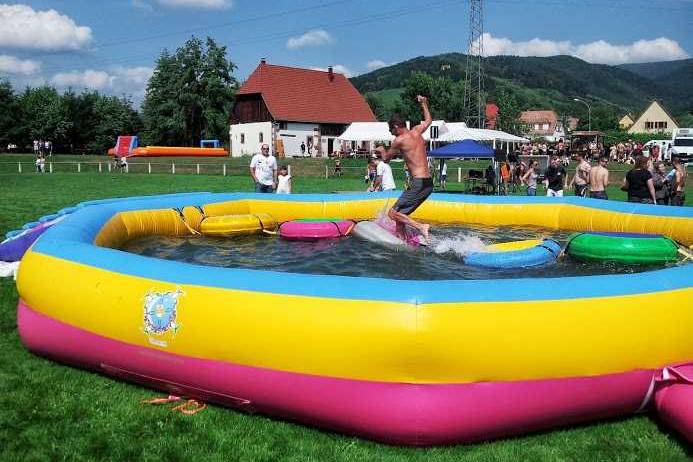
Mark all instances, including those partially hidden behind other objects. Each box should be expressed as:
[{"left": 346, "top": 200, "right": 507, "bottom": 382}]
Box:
[
  {"left": 652, "top": 162, "right": 670, "bottom": 205},
  {"left": 250, "top": 144, "right": 277, "bottom": 193},
  {"left": 571, "top": 153, "right": 591, "bottom": 197},
  {"left": 365, "top": 159, "right": 377, "bottom": 190},
  {"left": 300, "top": 141, "right": 306, "bottom": 156},
  {"left": 499, "top": 161, "right": 510, "bottom": 195},
  {"left": 543, "top": 156, "right": 567, "bottom": 197},
  {"left": 623, "top": 156, "right": 656, "bottom": 204},
  {"left": 589, "top": 155, "right": 609, "bottom": 199},
  {"left": 670, "top": 157, "right": 687, "bottom": 206},
  {"left": 521, "top": 160, "right": 539, "bottom": 196},
  {"left": 276, "top": 165, "right": 292, "bottom": 194},
  {"left": 372, "top": 158, "right": 396, "bottom": 192},
  {"left": 650, "top": 143, "right": 660, "bottom": 162},
  {"left": 333, "top": 158, "right": 342, "bottom": 177},
  {"left": 33, "top": 140, "right": 39, "bottom": 156},
  {"left": 439, "top": 160, "right": 447, "bottom": 190}
]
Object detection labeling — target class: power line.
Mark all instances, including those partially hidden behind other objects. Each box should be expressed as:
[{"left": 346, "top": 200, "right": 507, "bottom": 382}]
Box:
[
  {"left": 96, "top": 0, "right": 355, "bottom": 48},
  {"left": 36, "top": 0, "right": 462, "bottom": 75}
]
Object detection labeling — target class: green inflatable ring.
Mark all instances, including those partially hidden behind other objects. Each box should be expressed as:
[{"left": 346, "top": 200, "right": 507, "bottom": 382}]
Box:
[{"left": 566, "top": 232, "right": 678, "bottom": 264}]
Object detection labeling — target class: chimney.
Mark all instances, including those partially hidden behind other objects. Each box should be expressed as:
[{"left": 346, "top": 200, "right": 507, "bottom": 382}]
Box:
[
  {"left": 328, "top": 66, "right": 334, "bottom": 82},
  {"left": 260, "top": 58, "right": 267, "bottom": 65}
]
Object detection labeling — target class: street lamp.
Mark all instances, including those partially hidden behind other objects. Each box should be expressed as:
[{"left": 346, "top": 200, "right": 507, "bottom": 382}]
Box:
[{"left": 573, "top": 97, "right": 591, "bottom": 131}]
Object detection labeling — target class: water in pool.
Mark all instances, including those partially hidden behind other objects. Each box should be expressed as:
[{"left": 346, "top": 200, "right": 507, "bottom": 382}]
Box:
[{"left": 121, "top": 224, "right": 681, "bottom": 280}]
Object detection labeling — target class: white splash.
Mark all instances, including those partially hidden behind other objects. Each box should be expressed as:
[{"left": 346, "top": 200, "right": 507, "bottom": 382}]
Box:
[{"left": 431, "top": 234, "right": 488, "bottom": 257}]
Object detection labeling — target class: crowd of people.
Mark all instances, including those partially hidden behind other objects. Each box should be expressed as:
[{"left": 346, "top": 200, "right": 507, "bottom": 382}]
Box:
[
  {"left": 499, "top": 152, "right": 687, "bottom": 205},
  {"left": 247, "top": 135, "right": 687, "bottom": 207}
]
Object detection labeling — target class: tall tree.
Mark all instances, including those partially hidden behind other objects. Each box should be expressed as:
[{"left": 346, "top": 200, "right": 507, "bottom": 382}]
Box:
[
  {"left": 0, "top": 80, "right": 18, "bottom": 145},
  {"left": 142, "top": 36, "right": 237, "bottom": 146}
]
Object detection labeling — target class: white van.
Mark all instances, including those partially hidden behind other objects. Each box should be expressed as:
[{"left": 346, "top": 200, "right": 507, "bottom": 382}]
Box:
[{"left": 671, "top": 128, "right": 693, "bottom": 159}]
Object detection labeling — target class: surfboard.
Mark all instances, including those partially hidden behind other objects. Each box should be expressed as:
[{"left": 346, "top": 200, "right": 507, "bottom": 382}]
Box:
[{"left": 352, "top": 221, "right": 423, "bottom": 248}]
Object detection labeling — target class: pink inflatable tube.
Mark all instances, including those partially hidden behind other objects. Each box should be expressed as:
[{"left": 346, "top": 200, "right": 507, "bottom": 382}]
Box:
[
  {"left": 279, "top": 220, "right": 354, "bottom": 240},
  {"left": 19, "top": 300, "right": 659, "bottom": 445},
  {"left": 654, "top": 364, "right": 693, "bottom": 443}
]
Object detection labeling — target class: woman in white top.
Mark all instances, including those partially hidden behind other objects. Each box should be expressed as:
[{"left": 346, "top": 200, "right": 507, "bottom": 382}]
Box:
[
  {"left": 276, "top": 165, "right": 292, "bottom": 194},
  {"left": 522, "top": 160, "right": 539, "bottom": 196}
]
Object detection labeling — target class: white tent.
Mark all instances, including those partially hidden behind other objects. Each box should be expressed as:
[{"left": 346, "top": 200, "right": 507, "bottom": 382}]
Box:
[
  {"left": 337, "top": 122, "right": 394, "bottom": 142},
  {"left": 437, "top": 125, "right": 527, "bottom": 143}
]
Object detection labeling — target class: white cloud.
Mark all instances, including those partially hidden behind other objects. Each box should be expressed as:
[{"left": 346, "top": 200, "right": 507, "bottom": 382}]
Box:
[
  {"left": 0, "top": 55, "right": 41, "bottom": 75},
  {"left": 478, "top": 33, "right": 690, "bottom": 65},
  {"left": 50, "top": 66, "right": 154, "bottom": 102},
  {"left": 287, "top": 29, "right": 334, "bottom": 50},
  {"left": 310, "top": 64, "right": 353, "bottom": 78},
  {"left": 366, "top": 59, "right": 388, "bottom": 71},
  {"left": 575, "top": 38, "right": 689, "bottom": 65},
  {"left": 0, "top": 4, "right": 92, "bottom": 52},
  {"left": 482, "top": 33, "right": 572, "bottom": 58},
  {"left": 156, "top": 0, "right": 231, "bottom": 9}
]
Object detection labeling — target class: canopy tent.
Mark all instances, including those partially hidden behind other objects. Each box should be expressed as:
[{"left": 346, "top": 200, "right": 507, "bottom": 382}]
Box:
[
  {"left": 337, "top": 122, "right": 394, "bottom": 142},
  {"left": 427, "top": 139, "right": 495, "bottom": 159},
  {"left": 437, "top": 126, "right": 527, "bottom": 143}
]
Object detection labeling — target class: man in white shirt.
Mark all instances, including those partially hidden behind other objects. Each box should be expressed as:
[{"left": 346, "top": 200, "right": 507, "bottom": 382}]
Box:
[
  {"left": 249, "top": 144, "right": 277, "bottom": 193},
  {"left": 373, "top": 158, "right": 396, "bottom": 191}
]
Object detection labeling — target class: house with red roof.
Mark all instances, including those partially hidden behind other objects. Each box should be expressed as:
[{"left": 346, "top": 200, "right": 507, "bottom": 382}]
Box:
[
  {"left": 518, "top": 110, "right": 578, "bottom": 142},
  {"left": 229, "top": 59, "right": 376, "bottom": 157}
]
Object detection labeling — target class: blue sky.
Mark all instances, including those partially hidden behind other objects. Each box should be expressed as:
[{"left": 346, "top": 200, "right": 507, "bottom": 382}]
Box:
[{"left": 0, "top": 0, "right": 691, "bottom": 103}]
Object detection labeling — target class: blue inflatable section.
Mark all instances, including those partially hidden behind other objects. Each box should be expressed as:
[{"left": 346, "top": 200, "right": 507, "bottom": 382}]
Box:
[{"left": 465, "top": 239, "right": 562, "bottom": 269}]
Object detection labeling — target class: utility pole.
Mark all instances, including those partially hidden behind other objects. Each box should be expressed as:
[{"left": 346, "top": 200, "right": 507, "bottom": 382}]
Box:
[{"left": 463, "top": 0, "right": 485, "bottom": 128}]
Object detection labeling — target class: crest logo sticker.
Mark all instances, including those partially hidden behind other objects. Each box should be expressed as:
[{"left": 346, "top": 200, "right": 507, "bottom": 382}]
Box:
[{"left": 142, "top": 288, "right": 184, "bottom": 347}]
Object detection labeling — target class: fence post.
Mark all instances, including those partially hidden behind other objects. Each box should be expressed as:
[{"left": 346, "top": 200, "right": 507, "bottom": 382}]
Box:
[
  {"left": 50, "top": 162, "right": 53, "bottom": 173},
  {"left": 98, "top": 162, "right": 102, "bottom": 173},
  {"left": 125, "top": 163, "right": 129, "bottom": 173},
  {"left": 77, "top": 162, "right": 81, "bottom": 173},
  {"left": 325, "top": 165, "right": 328, "bottom": 179},
  {"left": 148, "top": 162, "right": 151, "bottom": 174},
  {"left": 172, "top": 162, "right": 175, "bottom": 174},
  {"left": 223, "top": 164, "right": 226, "bottom": 176},
  {"left": 458, "top": 167, "right": 462, "bottom": 183},
  {"left": 288, "top": 165, "right": 292, "bottom": 176},
  {"left": 107, "top": 162, "right": 111, "bottom": 173},
  {"left": 196, "top": 163, "right": 200, "bottom": 175},
  {"left": 18, "top": 162, "right": 21, "bottom": 173}
]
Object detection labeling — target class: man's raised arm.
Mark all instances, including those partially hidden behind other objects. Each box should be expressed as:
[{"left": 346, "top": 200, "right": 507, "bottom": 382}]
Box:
[
  {"left": 413, "top": 95, "right": 432, "bottom": 135},
  {"left": 375, "top": 141, "right": 400, "bottom": 162}
]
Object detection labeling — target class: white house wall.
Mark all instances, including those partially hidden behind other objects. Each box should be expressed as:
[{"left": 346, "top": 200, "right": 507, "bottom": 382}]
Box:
[
  {"left": 230, "top": 122, "right": 273, "bottom": 157},
  {"left": 279, "top": 122, "right": 319, "bottom": 157}
]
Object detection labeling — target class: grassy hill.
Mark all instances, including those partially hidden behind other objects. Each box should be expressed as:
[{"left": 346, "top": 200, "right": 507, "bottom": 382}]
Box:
[{"left": 352, "top": 53, "right": 693, "bottom": 119}]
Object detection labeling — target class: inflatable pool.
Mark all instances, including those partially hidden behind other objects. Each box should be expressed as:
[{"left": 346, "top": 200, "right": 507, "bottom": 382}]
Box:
[
  {"left": 566, "top": 232, "right": 679, "bottom": 264},
  {"left": 15, "top": 193, "right": 693, "bottom": 445}
]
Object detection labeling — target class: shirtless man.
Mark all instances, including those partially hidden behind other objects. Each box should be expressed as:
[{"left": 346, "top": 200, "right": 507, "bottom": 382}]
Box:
[
  {"left": 375, "top": 95, "right": 433, "bottom": 242},
  {"left": 571, "top": 152, "right": 591, "bottom": 197},
  {"left": 670, "top": 156, "right": 687, "bottom": 206},
  {"left": 589, "top": 155, "right": 609, "bottom": 199}
]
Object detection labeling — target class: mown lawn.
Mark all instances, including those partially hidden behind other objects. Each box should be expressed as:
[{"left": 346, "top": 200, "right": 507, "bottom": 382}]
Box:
[{"left": 0, "top": 173, "right": 690, "bottom": 461}]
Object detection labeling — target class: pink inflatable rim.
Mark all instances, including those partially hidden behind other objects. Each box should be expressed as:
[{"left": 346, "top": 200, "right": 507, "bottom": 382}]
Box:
[
  {"left": 279, "top": 220, "right": 354, "bottom": 240},
  {"left": 18, "top": 299, "right": 661, "bottom": 445}
]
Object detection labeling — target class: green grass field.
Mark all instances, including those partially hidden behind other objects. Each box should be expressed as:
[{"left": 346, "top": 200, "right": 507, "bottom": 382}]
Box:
[{"left": 0, "top": 172, "right": 691, "bottom": 461}]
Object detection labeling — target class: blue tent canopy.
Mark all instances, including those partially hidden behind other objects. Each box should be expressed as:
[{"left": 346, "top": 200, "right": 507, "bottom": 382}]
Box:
[{"left": 428, "top": 140, "right": 494, "bottom": 159}]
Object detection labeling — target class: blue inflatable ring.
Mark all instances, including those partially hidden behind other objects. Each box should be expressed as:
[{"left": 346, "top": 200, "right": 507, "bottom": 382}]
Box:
[{"left": 465, "top": 239, "right": 562, "bottom": 269}]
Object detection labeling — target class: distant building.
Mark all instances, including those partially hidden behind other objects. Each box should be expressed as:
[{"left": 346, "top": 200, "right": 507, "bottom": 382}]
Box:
[
  {"left": 229, "top": 59, "right": 375, "bottom": 157},
  {"left": 627, "top": 100, "right": 678, "bottom": 135},
  {"left": 619, "top": 114, "right": 635, "bottom": 130},
  {"left": 518, "top": 110, "right": 577, "bottom": 142}
]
